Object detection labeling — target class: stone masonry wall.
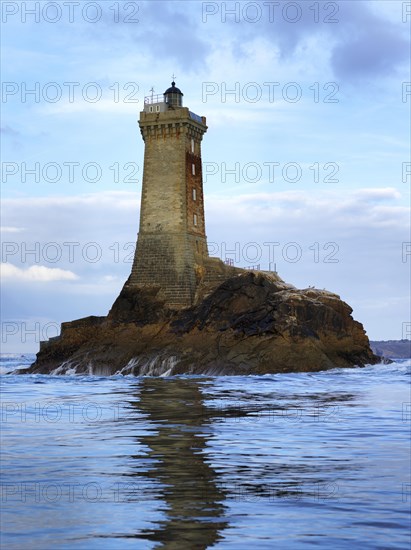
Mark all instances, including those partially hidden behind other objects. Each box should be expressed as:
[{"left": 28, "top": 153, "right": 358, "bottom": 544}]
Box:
[
  {"left": 129, "top": 232, "right": 197, "bottom": 306},
  {"left": 128, "top": 107, "right": 209, "bottom": 307}
]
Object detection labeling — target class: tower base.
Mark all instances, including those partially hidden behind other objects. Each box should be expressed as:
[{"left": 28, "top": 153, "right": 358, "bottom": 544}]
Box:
[{"left": 129, "top": 232, "right": 212, "bottom": 308}]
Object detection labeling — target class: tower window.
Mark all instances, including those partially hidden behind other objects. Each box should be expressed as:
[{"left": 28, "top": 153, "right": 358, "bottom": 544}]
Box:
[
  {"left": 193, "top": 214, "right": 198, "bottom": 226},
  {"left": 192, "top": 188, "right": 197, "bottom": 201},
  {"left": 192, "top": 163, "right": 195, "bottom": 175},
  {"left": 149, "top": 106, "right": 153, "bottom": 112},
  {"left": 191, "top": 139, "right": 195, "bottom": 153},
  {"left": 156, "top": 105, "right": 160, "bottom": 112}
]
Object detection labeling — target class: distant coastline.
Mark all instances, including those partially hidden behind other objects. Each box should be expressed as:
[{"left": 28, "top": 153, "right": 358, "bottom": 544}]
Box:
[{"left": 370, "top": 340, "right": 411, "bottom": 359}]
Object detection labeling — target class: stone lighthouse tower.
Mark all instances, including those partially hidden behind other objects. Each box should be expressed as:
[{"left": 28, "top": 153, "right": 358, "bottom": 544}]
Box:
[{"left": 128, "top": 81, "right": 210, "bottom": 307}]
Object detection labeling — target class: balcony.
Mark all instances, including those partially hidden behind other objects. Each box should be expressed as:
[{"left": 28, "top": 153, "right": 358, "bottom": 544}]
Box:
[{"left": 144, "top": 93, "right": 164, "bottom": 104}]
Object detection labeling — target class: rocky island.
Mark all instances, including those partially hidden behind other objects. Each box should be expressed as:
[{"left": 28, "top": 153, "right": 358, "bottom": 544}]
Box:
[{"left": 22, "top": 81, "right": 379, "bottom": 375}]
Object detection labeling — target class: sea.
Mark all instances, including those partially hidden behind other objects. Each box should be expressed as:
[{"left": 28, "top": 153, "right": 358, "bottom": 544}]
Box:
[{"left": 1, "top": 354, "right": 410, "bottom": 549}]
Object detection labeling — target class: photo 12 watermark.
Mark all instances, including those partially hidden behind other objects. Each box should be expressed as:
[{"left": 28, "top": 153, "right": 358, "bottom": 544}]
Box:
[
  {"left": 402, "top": 82, "right": 411, "bottom": 102},
  {"left": 1, "top": 162, "right": 140, "bottom": 184},
  {"left": 402, "top": 242, "right": 411, "bottom": 263},
  {"left": 202, "top": 81, "right": 340, "bottom": 104},
  {"left": 203, "top": 161, "right": 339, "bottom": 184},
  {"left": 0, "top": 481, "right": 146, "bottom": 503},
  {"left": 1, "top": 401, "right": 121, "bottom": 423},
  {"left": 2, "top": 81, "right": 141, "bottom": 104},
  {"left": 208, "top": 240, "right": 340, "bottom": 268},
  {"left": 1, "top": 240, "right": 340, "bottom": 268},
  {"left": 402, "top": 483, "right": 411, "bottom": 502},
  {"left": 1, "top": 241, "right": 137, "bottom": 264},
  {"left": 402, "top": 162, "right": 411, "bottom": 183},
  {"left": 401, "top": 322, "right": 411, "bottom": 341},
  {"left": 0, "top": 480, "right": 340, "bottom": 504},
  {"left": 1, "top": 321, "right": 60, "bottom": 344},
  {"left": 1, "top": 2, "right": 140, "bottom": 24},
  {"left": 402, "top": 403, "right": 411, "bottom": 422},
  {"left": 201, "top": 480, "right": 341, "bottom": 502},
  {"left": 214, "top": 402, "right": 342, "bottom": 423},
  {"left": 201, "top": 2, "right": 340, "bottom": 24}
]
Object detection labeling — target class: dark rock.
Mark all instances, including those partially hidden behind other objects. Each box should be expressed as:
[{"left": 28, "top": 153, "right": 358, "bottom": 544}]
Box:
[
  {"left": 20, "top": 271, "right": 380, "bottom": 376},
  {"left": 108, "top": 281, "right": 172, "bottom": 325}
]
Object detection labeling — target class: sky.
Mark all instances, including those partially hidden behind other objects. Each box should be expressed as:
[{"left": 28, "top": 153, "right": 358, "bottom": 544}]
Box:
[{"left": 1, "top": 0, "right": 410, "bottom": 352}]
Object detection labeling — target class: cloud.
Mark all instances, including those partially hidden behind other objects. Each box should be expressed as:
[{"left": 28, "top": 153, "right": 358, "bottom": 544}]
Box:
[
  {"left": 142, "top": 3, "right": 209, "bottom": 70},
  {"left": 97, "top": 1, "right": 210, "bottom": 72},
  {"left": 1, "top": 263, "right": 79, "bottom": 282},
  {"left": 330, "top": 22, "right": 409, "bottom": 81},
  {"left": 2, "top": 191, "right": 139, "bottom": 209},
  {"left": 207, "top": 187, "right": 408, "bottom": 230},
  {"left": 1, "top": 125, "right": 20, "bottom": 136},
  {"left": 353, "top": 188, "right": 402, "bottom": 202},
  {"left": 1, "top": 226, "right": 24, "bottom": 233},
  {"left": 1, "top": 192, "right": 140, "bottom": 282},
  {"left": 209, "top": 1, "right": 409, "bottom": 84},
  {"left": 1, "top": 124, "right": 23, "bottom": 151},
  {"left": 2, "top": 189, "right": 407, "bottom": 252}
]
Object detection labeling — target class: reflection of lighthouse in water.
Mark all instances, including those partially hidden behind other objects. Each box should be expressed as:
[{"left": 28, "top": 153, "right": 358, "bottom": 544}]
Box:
[{"left": 131, "top": 378, "right": 228, "bottom": 548}]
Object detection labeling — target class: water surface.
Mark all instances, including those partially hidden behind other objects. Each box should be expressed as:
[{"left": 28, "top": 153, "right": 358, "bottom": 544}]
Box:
[{"left": 1, "top": 355, "right": 410, "bottom": 549}]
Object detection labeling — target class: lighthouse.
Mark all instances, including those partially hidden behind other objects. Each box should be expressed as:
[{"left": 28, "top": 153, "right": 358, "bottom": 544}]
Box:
[{"left": 129, "top": 81, "right": 210, "bottom": 307}]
